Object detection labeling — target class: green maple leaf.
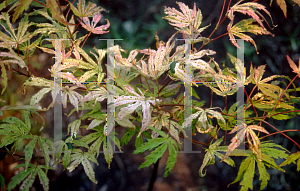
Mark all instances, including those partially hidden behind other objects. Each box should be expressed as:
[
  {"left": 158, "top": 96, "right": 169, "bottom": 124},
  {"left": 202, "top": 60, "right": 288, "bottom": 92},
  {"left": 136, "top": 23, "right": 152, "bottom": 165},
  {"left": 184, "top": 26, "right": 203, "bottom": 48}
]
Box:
[
  {"left": 7, "top": 164, "right": 52, "bottom": 191},
  {"left": 0, "top": 113, "right": 35, "bottom": 149},
  {"left": 133, "top": 127, "right": 179, "bottom": 177},
  {"left": 229, "top": 141, "right": 287, "bottom": 190},
  {"left": 11, "top": 0, "right": 33, "bottom": 23},
  {"left": 79, "top": 125, "right": 121, "bottom": 168},
  {"left": 199, "top": 137, "right": 235, "bottom": 177},
  {"left": 67, "top": 149, "right": 99, "bottom": 183}
]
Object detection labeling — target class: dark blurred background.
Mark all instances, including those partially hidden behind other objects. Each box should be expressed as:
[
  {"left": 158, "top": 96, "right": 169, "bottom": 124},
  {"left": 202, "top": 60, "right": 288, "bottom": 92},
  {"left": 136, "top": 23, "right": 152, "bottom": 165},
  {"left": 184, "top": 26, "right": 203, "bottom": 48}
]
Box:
[{"left": 1, "top": 0, "right": 300, "bottom": 190}]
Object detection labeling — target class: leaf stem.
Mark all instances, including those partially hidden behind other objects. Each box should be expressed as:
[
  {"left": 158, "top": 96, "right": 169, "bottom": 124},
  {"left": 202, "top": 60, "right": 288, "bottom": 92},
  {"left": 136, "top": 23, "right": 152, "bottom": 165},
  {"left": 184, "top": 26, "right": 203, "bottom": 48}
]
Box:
[
  {"left": 27, "top": 50, "right": 39, "bottom": 77},
  {"left": 81, "top": 31, "right": 91, "bottom": 48},
  {"left": 66, "top": 0, "right": 76, "bottom": 19},
  {"left": 158, "top": 78, "right": 172, "bottom": 94},
  {"left": 271, "top": 75, "right": 298, "bottom": 113},
  {"left": 244, "top": 84, "right": 257, "bottom": 107},
  {"left": 197, "top": 11, "right": 229, "bottom": 52},
  {"left": 244, "top": 87, "right": 257, "bottom": 117},
  {"left": 33, "top": 0, "right": 46, "bottom": 7}
]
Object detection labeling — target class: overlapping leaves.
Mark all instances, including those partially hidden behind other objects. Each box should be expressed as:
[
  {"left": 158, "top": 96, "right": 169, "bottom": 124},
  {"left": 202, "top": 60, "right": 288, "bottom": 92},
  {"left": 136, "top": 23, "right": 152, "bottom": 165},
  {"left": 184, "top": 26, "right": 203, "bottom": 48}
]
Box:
[
  {"left": 133, "top": 127, "right": 178, "bottom": 177},
  {"left": 7, "top": 164, "right": 52, "bottom": 191}
]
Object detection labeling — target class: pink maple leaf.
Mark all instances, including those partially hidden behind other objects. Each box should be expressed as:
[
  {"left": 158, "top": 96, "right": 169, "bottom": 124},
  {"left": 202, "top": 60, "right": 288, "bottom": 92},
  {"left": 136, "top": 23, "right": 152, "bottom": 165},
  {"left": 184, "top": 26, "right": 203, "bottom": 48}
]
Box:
[{"left": 79, "top": 14, "right": 110, "bottom": 34}]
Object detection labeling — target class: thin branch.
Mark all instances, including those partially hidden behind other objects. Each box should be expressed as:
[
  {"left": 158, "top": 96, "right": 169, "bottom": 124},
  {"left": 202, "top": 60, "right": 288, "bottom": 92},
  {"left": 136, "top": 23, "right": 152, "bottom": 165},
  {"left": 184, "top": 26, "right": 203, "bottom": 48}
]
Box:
[
  {"left": 260, "top": 130, "right": 300, "bottom": 140},
  {"left": 261, "top": 120, "right": 300, "bottom": 149},
  {"left": 244, "top": 87, "right": 257, "bottom": 117},
  {"left": 33, "top": 0, "right": 46, "bottom": 7}
]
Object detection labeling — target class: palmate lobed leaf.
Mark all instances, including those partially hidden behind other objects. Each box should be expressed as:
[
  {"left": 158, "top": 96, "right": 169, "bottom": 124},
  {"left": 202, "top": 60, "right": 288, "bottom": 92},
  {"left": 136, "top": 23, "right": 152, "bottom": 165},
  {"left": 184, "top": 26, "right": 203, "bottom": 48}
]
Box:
[
  {"left": 163, "top": 2, "right": 196, "bottom": 28},
  {"left": 229, "top": 155, "right": 255, "bottom": 191},
  {"left": 8, "top": 165, "right": 50, "bottom": 191},
  {"left": 228, "top": 1, "right": 272, "bottom": 29},
  {"left": 69, "top": 0, "right": 104, "bottom": 18},
  {"left": 279, "top": 151, "right": 300, "bottom": 171},
  {"left": 67, "top": 149, "right": 99, "bottom": 183},
  {"left": 115, "top": 85, "right": 160, "bottom": 136},
  {"left": 229, "top": 141, "right": 288, "bottom": 190},
  {"left": 224, "top": 124, "right": 269, "bottom": 161},
  {"left": 199, "top": 137, "right": 235, "bottom": 177},
  {"left": 0, "top": 13, "right": 34, "bottom": 49},
  {"left": 228, "top": 19, "right": 272, "bottom": 53},
  {"left": 134, "top": 134, "right": 178, "bottom": 177}
]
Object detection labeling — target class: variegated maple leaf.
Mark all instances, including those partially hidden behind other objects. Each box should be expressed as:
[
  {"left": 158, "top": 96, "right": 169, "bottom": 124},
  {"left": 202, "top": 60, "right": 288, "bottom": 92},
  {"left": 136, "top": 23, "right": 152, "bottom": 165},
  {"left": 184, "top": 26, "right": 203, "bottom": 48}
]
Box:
[
  {"left": 82, "top": 87, "right": 107, "bottom": 105},
  {"left": 182, "top": 107, "right": 225, "bottom": 132},
  {"left": 79, "top": 14, "right": 109, "bottom": 34},
  {"left": 69, "top": 0, "right": 104, "bottom": 18},
  {"left": 49, "top": 50, "right": 86, "bottom": 89},
  {"left": 62, "top": 86, "right": 84, "bottom": 112},
  {"left": 228, "top": 1, "right": 272, "bottom": 29},
  {"left": 136, "top": 33, "right": 181, "bottom": 79},
  {"left": 224, "top": 124, "right": 269, "bottom": 162},
  {"left": 0, "top": 13, "right": 34, "bottom": 49},
  {"left": 0, "top": 49, "right": 28, "bottom": 69},
  {"left": 63, "top": 46, "right": 106, "bottom": 83},
  {"left": 169, "top": 49, "right": 216, "bottom": 85},
  {"left": 23, "top": 77, "right": 60, "bottom": 110},
  {"left": 250, "top": 65, "right": 288, "bottom": 100},
  {"left": 163, "top": 3, "right": 210, "bottom": 42},
  {"left": 67, "top": 149, "right": 98, "bottom": 183},
  {"left": 163, "top": 2, "right": 196, "bottom": 28},
  {"left": 113, "top": 45, "right": 139, "bottom": 67},
  {"left": 114, "top": 85, "right": 160, "bottom": 136},
  {"left": 227, "top": 19, "right": 272, "bottom": 53},
  {"left": 150, "top": 110, "right": 182, "bottom": 143}
]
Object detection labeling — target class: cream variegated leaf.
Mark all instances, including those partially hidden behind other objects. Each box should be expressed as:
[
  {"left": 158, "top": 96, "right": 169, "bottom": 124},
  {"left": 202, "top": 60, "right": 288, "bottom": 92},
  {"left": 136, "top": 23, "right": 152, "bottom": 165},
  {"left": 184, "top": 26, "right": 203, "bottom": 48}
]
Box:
[
  {"left": 200, "top": 137, "right": 235, "bottom": 177},
  {"left": 182, "top": 107, "right": 225, "bottom": 132},
  {"left": 67, "top": 149, "right": 98, "bottom": 183},
  {"left": 0, "top": 13, "right": 33, "bottom": 49},
  {"left": 30, "top": 88, "right": 52, "bottom": 106},
  {"left": 228, "top": 1, "right": 272, "bottom": 29},
  {"left": 23, "top": 77, "right": 62, "bottom": 110},
  {"left": 0, "top": 51, "right": 28, "bottom": 69},
  {"left": 224, "top": 124, "right": 269, "bottom": 161},
  {"left": 82, "top": 87, "right": 107, "bottom": 104},
  {"left": 163, "top": 2, "right": 195, "bottom": 28},
  {"left": 228, "top": 19, "right": 272, "bottom": 53},
  {"left": 136, "top": 34, "right": 178, "bottom": 79},
  {"left": 115, "top": 85, "right": 160, "bottom": 136},
  {"left": 62, "top": 86, "right": 83, "bottom": 112},
  {"left": 68, "top": 119, "right": 81, "bottom": 141}
]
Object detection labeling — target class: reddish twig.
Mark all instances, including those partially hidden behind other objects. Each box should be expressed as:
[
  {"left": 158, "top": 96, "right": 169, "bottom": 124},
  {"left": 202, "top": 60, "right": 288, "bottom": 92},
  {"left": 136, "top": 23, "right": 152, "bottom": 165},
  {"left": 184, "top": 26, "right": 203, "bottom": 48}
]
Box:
[
  {"left": 261, "top": 120, "right": 300, "bottom": 149},
  {"left": 260, "top": 130, "right": 300, "bottom": 140}
]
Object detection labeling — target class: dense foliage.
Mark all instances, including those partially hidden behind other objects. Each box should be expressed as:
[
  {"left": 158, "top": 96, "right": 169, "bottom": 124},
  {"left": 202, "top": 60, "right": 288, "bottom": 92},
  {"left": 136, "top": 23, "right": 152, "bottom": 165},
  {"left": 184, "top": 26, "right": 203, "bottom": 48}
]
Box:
[{"left": 0, "top": 0, "right": 300, "bottom": 190}]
